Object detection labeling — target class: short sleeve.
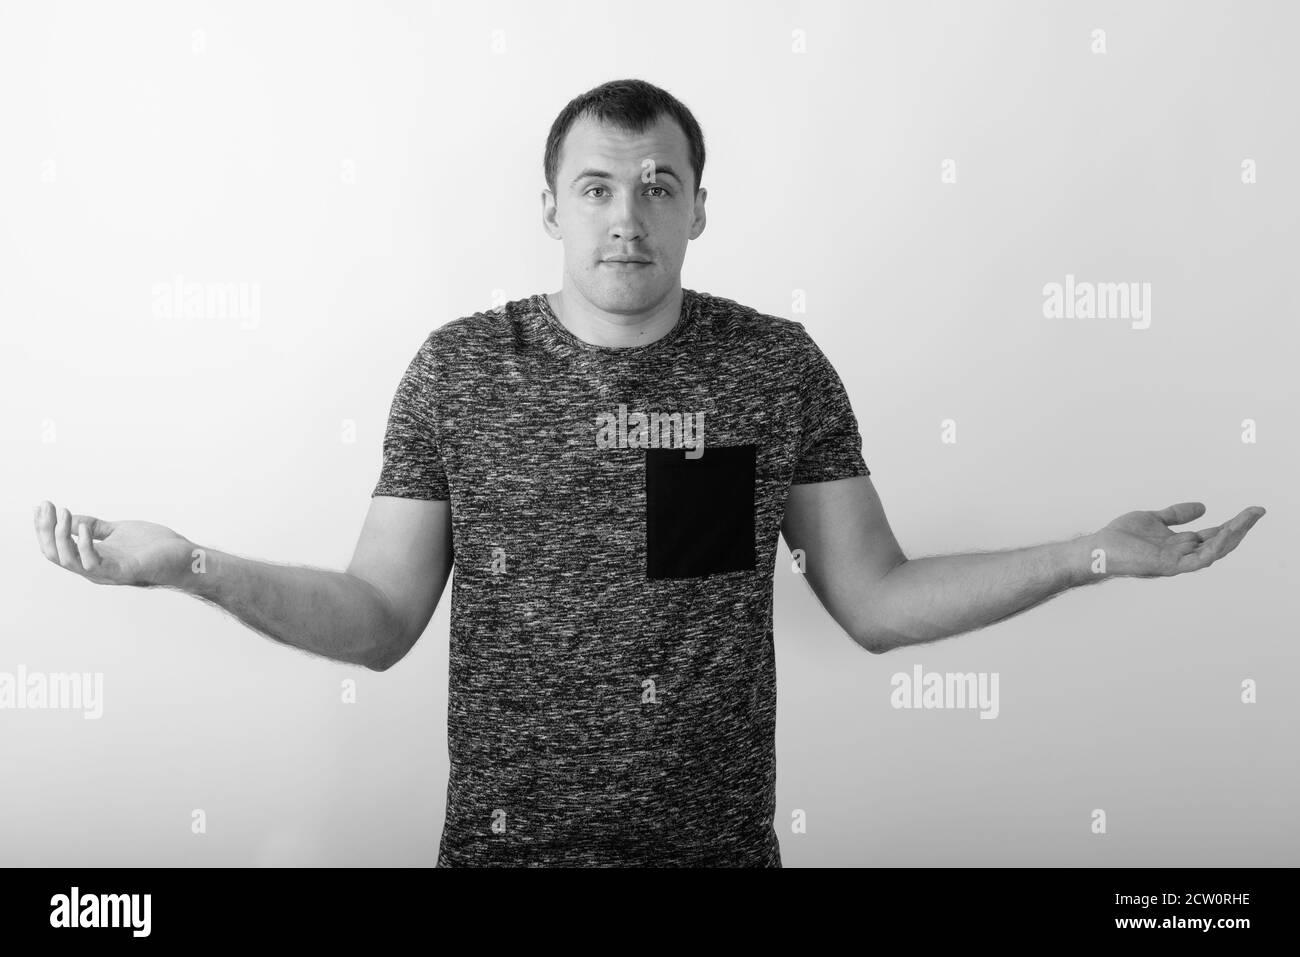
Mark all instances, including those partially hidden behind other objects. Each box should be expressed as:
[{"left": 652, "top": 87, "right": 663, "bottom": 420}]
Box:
[
  {"left": 790, "top": 326, "right": 872, "bottom": 485},
  {"left": 371, "top": 334, "right": 450, "bottom": 500}
]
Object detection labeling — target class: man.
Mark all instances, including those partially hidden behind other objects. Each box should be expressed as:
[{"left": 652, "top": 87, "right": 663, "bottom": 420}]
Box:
[{"left": 33, "top": 79, "right": 1265, "bottom": 868}]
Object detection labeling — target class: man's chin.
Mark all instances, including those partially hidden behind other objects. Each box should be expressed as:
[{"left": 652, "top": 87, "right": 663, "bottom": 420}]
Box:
[{"left": 591, "top": 281, "right": 658, "bottom": 311}]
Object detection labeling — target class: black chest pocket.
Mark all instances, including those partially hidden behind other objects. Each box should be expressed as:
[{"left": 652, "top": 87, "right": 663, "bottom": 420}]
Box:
[{"left": 645, "top": 444, "right": 757, "bottom": 579}]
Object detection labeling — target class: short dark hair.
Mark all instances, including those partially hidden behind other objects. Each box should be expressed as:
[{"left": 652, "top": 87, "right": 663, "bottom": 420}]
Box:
[{"left": 543, "top": 78, "right": 706, "bottom": 197}]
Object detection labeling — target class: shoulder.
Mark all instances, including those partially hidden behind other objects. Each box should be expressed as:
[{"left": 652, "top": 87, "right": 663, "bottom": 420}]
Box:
[
  {"left": 689, "top": 288, "right": 826, "bottom": 363},
  {"left": 401, "top": 297, "right": 538, "bottom": 373}
]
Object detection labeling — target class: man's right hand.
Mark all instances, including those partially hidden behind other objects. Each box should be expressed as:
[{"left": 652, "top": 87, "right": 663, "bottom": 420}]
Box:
[
  {"left": 33, "top": 500, "right": 195, "bottom": 588},
  {"left": 32, "top": 495, "right": 452, "bottom": 670}
]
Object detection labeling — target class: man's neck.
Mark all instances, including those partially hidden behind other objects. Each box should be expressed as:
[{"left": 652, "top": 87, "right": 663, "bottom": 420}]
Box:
[{"left": 547, "top": 282, "right": 683, "bottom": 348}]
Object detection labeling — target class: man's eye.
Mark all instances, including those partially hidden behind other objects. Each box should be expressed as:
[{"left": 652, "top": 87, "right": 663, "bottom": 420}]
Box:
[{"left": 584, "top": 186, "right": 670, "bottom": 197}]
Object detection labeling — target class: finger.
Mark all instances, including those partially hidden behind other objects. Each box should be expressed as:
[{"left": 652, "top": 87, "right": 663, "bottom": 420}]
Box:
[
  {"left": 1212, "top": 508, "right": 1262, "bottom": 535},
  {"left": 1155, "top": 502, "right": 1206, "bottom": 527},
  {"left": 1206, "top": 509, "right": 1260, "bottom": 549},
  {"left": 1179, "top": 511, "right": 1259, "bottom": 572},
  {"left": 1178, "top": 545, "right": 1215, "bottom": 573},
  {"left": 34, "top": 501, "right": 59, "bottom": 562},
  {"left": 70, "top": 513, "right": 114, "bottom": 541},
  {"left": 1199, "top": 529, "right": 1236, "bottom": 565},
  {"left": 53, "top": 506, "right": 86, "bottom": 573},
  {"left": 1191, "top": 524, "right": 1222, "bottom": 541},
  {"left": 1179, "top": 531, "right": 1225, "bottom": 572},
  {"left": 1220, "top": 509, "right": 1266, "bottom": 550},
  {"left": 1232, "top": 506, "right": 1266, "bottom": 528},
  {"left": 74, "top": 522, "right": 102, "bottom": 573},
  {"left": 1167, "top": 531, "right": 1201, "bottom": 545}
]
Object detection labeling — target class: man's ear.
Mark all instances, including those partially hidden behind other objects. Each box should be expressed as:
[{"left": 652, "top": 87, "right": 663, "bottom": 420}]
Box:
[
  {"left": 541, "top": 189, "right": 562, "bottom": 239},
  {"left": 690, "top": 187, "right": 707, "bottom": 239}
]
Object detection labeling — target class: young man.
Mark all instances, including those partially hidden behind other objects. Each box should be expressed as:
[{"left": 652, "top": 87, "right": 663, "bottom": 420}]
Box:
[{"left": 34, "top": 79, "right": 1265, "bottom": 868}]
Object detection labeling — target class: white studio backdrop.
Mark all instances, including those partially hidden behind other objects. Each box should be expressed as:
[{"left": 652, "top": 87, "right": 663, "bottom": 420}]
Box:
[{"left": 1, "top": 0, "right": 1294, "bottom": 866}]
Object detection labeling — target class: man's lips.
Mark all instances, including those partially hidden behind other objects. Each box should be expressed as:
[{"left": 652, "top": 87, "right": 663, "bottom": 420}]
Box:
[{"left": 603, "top": 257, "right": 651, "bottom": 264}]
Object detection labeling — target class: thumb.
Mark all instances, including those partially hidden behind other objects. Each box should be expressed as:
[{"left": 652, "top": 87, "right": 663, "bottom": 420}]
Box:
[
  {"left": 1154, "top": 502, "right": 1206, "bottom": 527},
  {"left": 70, "top": 515, "right": 115, "bottom": 540}
]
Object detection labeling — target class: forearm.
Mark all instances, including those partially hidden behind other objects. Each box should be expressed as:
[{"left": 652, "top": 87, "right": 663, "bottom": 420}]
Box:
[
  {"left": 866, "top": 535, "right": 1104, "bottom": 653},
  {"left": 161, "top": 546, "right": 402, "bottom": 670}
]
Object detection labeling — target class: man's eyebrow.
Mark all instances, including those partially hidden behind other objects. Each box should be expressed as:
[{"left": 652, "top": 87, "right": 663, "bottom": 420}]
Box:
[{"left": 570, "top": 165, "right": 684, "bottom": 187}]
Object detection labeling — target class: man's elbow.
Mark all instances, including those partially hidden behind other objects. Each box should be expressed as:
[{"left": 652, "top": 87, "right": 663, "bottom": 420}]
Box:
[
  {"left": 855, "top": 630, "right": 893, "bottom": 655},
  {"left": 363, "top": 621, "right": 412, "bottom": 672},
  {"left": 847, "top": 616, "right": 884, "bottom": 654},
  {"left": 854, "top": 612, "right": 904, "bottom": 655},
  {"left": 348, "top": 575, "right": 414, "bottom": 672},
  {"left": 365, "top": 633, "right": 411, "bottom": 672},
  {"left": 852, "top": 558, "right": 908, "bottom": 655}
]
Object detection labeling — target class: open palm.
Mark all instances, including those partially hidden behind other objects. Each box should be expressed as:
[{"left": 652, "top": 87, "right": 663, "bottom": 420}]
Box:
[
  {"left": 34, "top": 502, "right": 194, "bottom": 587},
  {"left": 1090, "top": 502, "right": 1265, "bottom": 579}
]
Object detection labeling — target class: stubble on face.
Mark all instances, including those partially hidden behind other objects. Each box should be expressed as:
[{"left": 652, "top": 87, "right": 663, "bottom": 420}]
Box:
[{"left": 549, "top": 114, "right": 704, "bottom": 318}]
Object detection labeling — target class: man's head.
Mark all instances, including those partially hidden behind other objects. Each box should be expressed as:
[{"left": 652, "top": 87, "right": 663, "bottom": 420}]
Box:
[{"left": 542, "top": 79, "right": 707, "bottom": 314}]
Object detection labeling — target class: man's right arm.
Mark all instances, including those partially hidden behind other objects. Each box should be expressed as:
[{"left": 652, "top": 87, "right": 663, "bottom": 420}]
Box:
[
  {"left": 34, "top": 496, "right": 453, "bottom": 672},
  {"left": 342, "top": 496, "right": 453, "bottom": 670}
]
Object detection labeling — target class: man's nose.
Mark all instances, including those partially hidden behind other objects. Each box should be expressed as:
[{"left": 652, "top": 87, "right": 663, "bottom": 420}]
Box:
[{"left": 609, "top": 195, "right": 646, "bottom": 241}]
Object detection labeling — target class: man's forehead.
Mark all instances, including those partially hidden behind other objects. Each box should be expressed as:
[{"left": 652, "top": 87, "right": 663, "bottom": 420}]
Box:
[{"left": 562, "top": 117, "right": 688, "bottom": 172}]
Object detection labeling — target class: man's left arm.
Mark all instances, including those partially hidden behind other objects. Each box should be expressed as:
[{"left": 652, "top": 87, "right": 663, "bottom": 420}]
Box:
[{"left": 781, "top": 477, "right": 1266, "bottom": 655}]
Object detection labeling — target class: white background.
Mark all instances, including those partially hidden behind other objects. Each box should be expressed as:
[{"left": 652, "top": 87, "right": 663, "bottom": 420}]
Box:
[{"left": 2, "top": 0, "right": 1294, "bottom": 865}]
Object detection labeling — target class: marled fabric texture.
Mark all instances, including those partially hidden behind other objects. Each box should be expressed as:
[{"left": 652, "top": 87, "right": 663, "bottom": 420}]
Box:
[{"left": 372, "top": 288, "right": 870, "bottom": 867}]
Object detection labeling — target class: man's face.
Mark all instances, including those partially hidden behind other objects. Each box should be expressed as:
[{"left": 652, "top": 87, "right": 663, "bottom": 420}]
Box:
[{"left": 543, "top": 114, "right": 706, "bottom": 313}]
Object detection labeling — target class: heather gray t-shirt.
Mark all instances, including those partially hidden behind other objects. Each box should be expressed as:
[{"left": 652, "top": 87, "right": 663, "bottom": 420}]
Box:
[{"left": 372, "top": 287, "right": 870, "bottom": 867}]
